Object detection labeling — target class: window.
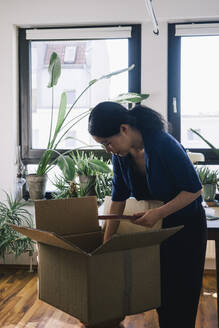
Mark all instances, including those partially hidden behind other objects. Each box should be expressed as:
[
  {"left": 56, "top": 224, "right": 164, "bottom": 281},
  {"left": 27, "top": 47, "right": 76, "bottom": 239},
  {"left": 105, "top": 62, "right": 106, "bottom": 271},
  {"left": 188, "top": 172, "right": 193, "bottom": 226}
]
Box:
[
  {"left": 19, "top": 25, "right": 141, "bottom": 165},
  {"left": 168, "top": 23, "right": 219, "bottom": 164},
  {"left": 64, "top": 46, "right": 77, "bottom": 63},
  {"left": 65, "top": 90, "right": 76, "bottom": 105}
]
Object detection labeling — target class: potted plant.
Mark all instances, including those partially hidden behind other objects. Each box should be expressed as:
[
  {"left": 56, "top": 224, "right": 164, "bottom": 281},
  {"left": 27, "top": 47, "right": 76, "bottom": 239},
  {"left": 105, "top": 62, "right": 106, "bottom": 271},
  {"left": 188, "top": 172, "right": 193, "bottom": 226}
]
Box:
[
  {"left": 196, "top": 166, "right": 219, "bottom": 202},
  {"left": 53, "top": 151, "right": 112, "bottom": 204},
  {"left": 26, "top": 52, "right": 149, "bottom": 200},
  {"left": 71, "top": 151, "right": 111, "bottom": 197},
  {"left": 0, "top": 192, "right": 35, "bottom": 263}
]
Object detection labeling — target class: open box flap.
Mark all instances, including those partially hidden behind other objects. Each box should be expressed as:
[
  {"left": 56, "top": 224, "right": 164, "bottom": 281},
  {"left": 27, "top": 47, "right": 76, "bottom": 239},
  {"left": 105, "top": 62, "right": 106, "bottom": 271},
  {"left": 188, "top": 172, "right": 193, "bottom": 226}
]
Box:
[
  {"left": 10, "top": 224, "right": 88, "bottom": 255},
  {"left": 34, "top": 196, "right": 99, "bottom": 235},
  {"left": 91, "top": 226, "right": 183, "bottom": 255}
]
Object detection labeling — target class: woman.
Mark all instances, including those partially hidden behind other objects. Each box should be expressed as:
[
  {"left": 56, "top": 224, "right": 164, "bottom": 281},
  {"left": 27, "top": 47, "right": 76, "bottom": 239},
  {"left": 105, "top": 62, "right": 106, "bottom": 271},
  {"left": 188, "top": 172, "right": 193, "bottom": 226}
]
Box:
[{"left": 88, "top": 101, "right": 207, "bottom": 328}]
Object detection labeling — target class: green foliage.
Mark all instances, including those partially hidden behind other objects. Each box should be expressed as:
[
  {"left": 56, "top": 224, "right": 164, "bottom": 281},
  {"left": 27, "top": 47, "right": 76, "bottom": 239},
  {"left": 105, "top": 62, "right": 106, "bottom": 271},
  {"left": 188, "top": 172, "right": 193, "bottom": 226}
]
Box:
[
  {"left": 0, "top": 193, "right": 35, "bottom": 261},
  {"left": 196, "top": 166, "right": 219, "bottom": 184},
  {"left": 57, "top": 155, "right": 76, "bottom": 181},
  {"left": 95, "top": 165, "right": 113, "bottom": 204},
  {"left": 113, "top": 92, "right": 150, "bottom": 104},
  {"left": 70, "top": 151, "right": 111, "bottom": 176},
  {"left": 190, "top": 129, "right": 219, "bottom": 157},
  {"left": 52, "top": 176, "right": 78, "bottom": 199},
  {"left": 51, "top": 92, "right": 67, "bottom": 146},
  {"left": 47, "top": 52, "right": 61, "bottom": 88},
  {"left": 57, "top": 151, "right": 111, "bottom": 178},
  {"left": 36, "top": 52, "right": 149, "bottom": 177},
  {"left": 54, "top": 152, "right": 112, "bottom": 204}
]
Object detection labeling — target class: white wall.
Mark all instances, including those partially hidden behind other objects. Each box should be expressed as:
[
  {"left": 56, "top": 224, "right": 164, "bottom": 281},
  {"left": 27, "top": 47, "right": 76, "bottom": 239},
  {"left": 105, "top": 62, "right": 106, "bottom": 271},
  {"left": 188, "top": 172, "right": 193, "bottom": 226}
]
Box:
[{"left": 1, "top": 0, "right": 219, "bottom": 199}]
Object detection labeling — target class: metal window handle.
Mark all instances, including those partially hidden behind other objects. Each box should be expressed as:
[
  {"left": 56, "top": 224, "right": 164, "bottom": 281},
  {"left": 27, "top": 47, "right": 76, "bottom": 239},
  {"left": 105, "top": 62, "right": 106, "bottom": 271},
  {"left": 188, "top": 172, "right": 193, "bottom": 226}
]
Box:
[{"left": 173, "top": 97, "right": 177, "bottom": 113}]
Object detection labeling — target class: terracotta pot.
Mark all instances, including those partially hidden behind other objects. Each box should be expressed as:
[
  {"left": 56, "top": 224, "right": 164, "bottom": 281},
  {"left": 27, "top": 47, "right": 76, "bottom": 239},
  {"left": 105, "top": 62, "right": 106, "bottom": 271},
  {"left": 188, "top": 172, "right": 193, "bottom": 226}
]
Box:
[{"left": 26, "top": 174, "right": 48, "bottom": 200}]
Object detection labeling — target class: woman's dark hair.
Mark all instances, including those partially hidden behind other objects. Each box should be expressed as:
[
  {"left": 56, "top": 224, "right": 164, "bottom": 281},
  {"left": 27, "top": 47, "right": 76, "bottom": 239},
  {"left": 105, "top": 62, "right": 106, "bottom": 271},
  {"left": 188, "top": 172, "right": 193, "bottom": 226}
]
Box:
[{"left": 88, "top": 101, "right": 166, "bottom": 138}]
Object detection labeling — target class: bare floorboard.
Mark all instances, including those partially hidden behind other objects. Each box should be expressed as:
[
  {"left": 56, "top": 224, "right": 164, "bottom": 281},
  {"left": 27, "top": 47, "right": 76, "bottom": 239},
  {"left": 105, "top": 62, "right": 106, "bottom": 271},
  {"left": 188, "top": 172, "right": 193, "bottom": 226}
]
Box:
[{"left": 0, "top": 269, "right": 217, "bottom": 328}]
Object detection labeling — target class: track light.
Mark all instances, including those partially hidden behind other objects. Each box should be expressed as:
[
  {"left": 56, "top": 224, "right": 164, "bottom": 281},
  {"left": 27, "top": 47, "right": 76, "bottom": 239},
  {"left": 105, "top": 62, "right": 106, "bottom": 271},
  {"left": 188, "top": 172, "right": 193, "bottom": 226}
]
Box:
[{"left": 144, "top": 0, "right": 159, "bottom": 35}]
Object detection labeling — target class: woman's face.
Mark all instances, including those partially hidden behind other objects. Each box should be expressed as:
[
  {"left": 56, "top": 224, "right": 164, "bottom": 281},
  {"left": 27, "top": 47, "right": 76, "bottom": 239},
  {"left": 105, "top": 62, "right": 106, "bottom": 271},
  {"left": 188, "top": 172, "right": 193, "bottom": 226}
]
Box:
[{"left": 92, "top": 124, "right": 133, "bottom": 157}]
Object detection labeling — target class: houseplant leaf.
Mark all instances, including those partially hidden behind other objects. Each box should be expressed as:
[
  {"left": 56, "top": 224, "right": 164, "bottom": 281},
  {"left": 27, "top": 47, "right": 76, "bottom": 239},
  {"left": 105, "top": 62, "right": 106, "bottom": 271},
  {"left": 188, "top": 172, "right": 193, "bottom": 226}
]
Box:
[
  {"left": 57, "top": 155, "right": 76, "bottom": 181},
  {"left": 50, "top": 92, "right": 67, "bottom": 148},
  {"left": 190, "top": 129, "right": 219, "bottom": 156},
  {"left": 113, "top": 92, "right": 150, "bottom": 104},
  {"left": 88, "top": 159, "right": 111, "bottom": 174},
  {"left": 36, "top": 148, "right": 62, "bottom": 176},
  {"left": 47, "top": 52, "right": 61, "bottom": 88}
]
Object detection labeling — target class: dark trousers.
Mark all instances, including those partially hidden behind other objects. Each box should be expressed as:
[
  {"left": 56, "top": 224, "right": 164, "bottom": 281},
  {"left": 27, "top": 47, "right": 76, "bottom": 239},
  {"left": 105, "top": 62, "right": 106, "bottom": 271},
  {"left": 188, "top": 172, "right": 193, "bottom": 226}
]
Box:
[{"left": 157, "top": 204, "right": 207, "bottom": 328}]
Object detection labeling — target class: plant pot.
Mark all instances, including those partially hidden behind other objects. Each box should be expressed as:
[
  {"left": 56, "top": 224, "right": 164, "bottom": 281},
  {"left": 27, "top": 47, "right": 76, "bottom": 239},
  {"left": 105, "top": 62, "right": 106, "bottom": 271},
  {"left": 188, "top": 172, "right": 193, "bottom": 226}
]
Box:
[
  {"left": 79, "top": 175, "right": 96, "bottom": 196},
  {"left": 203, "top": 183, "right": 217, "bottom": 202},
  {"left": 26, "top": 174, "right": 48, "bottom": 200}
]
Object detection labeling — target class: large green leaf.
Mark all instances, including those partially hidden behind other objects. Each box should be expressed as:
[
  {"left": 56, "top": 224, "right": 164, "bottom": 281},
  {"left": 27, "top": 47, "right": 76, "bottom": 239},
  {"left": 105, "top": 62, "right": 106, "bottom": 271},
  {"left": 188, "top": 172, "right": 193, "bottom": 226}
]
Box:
[
  {"left": 88, "top": 159, "right": 111, "bottom": 173},
  {"left": 190, "top": 129, "right": 219, "bottom": 156},
  {"left": 50, "top": 92, "right": 67, "bottom": 147},
  {"left": 113, "top": 92, "right": 150, "bottom": 104},
  {"left": 57, "top": 156, "right": 76, "bottom": 181},
  {"left": 36, "top": 149, "right": 62, "bottom": 176},
  {"left": 47, "top": 52, "right": 61, "bottom": 88}
]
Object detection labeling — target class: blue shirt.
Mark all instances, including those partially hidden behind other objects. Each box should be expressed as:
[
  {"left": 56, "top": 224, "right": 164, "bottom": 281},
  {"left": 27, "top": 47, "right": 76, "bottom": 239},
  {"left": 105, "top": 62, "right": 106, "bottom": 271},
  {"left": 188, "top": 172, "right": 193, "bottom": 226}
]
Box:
[{"left": 112, "top": 130, "right": 203, "bottom": 220}]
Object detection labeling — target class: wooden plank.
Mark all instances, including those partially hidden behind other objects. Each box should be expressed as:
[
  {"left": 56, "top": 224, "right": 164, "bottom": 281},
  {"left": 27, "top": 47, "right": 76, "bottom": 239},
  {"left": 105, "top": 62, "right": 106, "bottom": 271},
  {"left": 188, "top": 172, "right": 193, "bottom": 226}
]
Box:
[{"left": 0, "top": 269, "right": 217, "bottom": 328}]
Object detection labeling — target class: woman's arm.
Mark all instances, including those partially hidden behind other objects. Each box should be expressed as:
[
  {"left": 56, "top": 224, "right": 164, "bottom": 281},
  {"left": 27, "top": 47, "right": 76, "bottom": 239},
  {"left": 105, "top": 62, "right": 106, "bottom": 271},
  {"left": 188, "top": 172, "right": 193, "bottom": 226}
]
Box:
[
  {"left": 158, "top": 189, "right": 202, "bottom": 218},
  {"left": 104, "top": 200, "right": 126, "bottom": 243},
  {"left": 133, "top": 189, "right": 202, "bottom": 227}
]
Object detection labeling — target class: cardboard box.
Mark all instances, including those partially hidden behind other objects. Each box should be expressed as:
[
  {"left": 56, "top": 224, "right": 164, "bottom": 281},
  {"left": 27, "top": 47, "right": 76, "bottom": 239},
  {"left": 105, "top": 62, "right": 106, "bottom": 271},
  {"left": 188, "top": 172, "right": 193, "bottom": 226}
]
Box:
[{"left": 11, "top": 196, "right": 182, "bottom": 326}]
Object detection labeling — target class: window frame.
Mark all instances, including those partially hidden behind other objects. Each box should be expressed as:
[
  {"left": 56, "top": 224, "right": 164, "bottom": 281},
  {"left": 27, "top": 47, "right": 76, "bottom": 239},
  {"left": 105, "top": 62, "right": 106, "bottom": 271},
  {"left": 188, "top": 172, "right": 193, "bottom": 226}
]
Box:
[
  {"left": 168, "top": 22, "right": 219, "bottom": 165},
  {"left": 19, "top": 24, "right": 141, "bottom": 164}
]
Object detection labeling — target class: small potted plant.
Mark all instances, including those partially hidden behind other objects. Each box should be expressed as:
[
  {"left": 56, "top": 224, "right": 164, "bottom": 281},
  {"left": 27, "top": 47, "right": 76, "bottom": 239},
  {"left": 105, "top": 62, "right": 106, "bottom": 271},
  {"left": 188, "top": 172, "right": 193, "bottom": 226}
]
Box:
[
  {"left": 0, "top": 192, "right": 35, "bottom": 264},
  {"left": 71, "top": 151, "right": 111, "bottom": 197},
  {"left": 53, "top": 151, "right": 112, "bottom": 204},
  {"left": 196, "top": 166, "right": 219, "bottom": 203}
]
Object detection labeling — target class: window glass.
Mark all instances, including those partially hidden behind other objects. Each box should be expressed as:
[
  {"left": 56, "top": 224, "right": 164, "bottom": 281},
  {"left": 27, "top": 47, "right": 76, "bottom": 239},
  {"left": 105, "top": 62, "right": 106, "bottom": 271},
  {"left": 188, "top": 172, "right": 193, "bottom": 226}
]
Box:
[
  {"left": 31, "top": 39, "right": 128, "bottom": 150},
  {"left": 181, "top": 36, "right": 219, "bottom": 149}
]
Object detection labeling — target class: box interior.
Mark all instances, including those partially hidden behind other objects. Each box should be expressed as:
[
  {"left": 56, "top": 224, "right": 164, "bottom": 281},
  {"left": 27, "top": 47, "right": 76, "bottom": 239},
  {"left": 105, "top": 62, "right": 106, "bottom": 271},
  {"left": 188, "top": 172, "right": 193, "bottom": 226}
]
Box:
[{"left": 63, "top": 231, "right": 103, "bottom": 253}]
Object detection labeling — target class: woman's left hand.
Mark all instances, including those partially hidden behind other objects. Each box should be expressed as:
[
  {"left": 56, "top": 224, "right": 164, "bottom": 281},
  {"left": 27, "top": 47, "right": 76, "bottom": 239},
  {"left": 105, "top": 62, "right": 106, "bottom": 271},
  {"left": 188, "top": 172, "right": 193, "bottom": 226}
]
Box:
[{"left": 131, "top": 208, "right": 163, "bottom": 228}]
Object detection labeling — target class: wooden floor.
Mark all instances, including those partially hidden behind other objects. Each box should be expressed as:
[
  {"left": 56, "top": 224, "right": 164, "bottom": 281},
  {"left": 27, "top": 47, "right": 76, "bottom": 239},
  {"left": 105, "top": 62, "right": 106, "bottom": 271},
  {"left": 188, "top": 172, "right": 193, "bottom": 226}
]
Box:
[{"left": 0, "top": 268, "right": 217, "bottom": 328}]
